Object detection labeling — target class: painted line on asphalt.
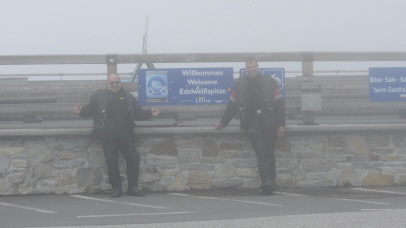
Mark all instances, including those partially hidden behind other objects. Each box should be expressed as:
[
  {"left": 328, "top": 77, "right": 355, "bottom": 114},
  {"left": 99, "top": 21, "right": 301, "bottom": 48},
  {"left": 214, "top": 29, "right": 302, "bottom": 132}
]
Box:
[
  {"left": 361, "top": 209, "right": 396, "bottom": 211},
  {"left": 70, "top": 195, "right": 167, "bottom": 209},
  {"left": 169, "top": 193, "right": 281, "bottom": 206},
  {"left": 351, "top": 187, "right": 406, "bottom": 195},
  {"left": 78, "top": 211, "right": 199, "bottom": 218},
  {"left": 274, "top": 191, "right": 307, "bottom": 197},
  {"left": 336, "top": 198, "right": 388, "bottom": 205},
  {"left": 0, "top": 201, "right": 56, "bottom": 214},
  {"left": 276, "top": 190, "right": 387, "bottom": 205}
]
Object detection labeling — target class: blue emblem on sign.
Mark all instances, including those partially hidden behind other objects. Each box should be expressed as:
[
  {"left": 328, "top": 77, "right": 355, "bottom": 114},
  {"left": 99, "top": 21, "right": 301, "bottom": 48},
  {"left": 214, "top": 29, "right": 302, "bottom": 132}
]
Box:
[{"left": 146, "top": 72, "right": 168, "bottom": 103}]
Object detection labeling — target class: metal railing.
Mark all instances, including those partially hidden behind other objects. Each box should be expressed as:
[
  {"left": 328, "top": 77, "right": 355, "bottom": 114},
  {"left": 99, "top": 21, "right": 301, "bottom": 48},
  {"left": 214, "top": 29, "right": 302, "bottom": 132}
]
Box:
[
  {"left": 0, "top": 70, "right": 369, "bottom": 79},
  {"left": 1, "top": 52, "right": 406, "bottom": 125}
]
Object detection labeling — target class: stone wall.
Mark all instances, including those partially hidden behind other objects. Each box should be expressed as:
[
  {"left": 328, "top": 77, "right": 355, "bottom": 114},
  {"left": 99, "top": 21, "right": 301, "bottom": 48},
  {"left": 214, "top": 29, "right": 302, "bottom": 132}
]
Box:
[{"left": 1, "top": 127, "right": 406, "bottom": 195}]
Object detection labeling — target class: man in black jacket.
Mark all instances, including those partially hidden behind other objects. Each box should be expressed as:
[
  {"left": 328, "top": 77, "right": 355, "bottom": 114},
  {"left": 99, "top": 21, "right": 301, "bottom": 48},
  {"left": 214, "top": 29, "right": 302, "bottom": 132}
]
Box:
[
  {"left": 74, "top": 73, "right": 160, "bottom": 197},
  {"left": 215, "top": 58, "right": 285, "bottom": 195}
]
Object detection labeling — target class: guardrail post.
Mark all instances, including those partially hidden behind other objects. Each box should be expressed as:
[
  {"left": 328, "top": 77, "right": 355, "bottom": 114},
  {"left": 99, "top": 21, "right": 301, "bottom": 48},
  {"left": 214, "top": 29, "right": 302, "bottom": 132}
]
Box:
[
  {"left": 106, "top": 54, "right": 118, "bottom": 77},
  {"left": 301, "top": 53, "right": 316, "bottom": 124},
  {"left": 302, "top": 52, "right": 314, "bottom": 81}
]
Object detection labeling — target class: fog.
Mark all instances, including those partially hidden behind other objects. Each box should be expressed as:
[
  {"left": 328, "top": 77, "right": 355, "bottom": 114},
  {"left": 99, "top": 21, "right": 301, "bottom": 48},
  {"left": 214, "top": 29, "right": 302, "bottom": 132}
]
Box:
[{"left": 1, "top": 0, "right": 406, "bottom": 78}]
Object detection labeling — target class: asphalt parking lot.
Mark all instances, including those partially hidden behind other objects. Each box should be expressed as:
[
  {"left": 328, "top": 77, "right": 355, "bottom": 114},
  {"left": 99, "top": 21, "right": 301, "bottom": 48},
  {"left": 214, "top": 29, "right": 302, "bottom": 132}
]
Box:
[{"left": 1, "top": 186, "right": 406, "bottom": 228}]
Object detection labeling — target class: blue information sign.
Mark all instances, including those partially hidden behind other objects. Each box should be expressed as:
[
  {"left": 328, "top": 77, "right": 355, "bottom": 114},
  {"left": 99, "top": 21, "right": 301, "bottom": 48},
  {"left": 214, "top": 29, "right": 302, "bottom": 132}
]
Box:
[
  {"left": 138, "top": 68, "right": 234, "bottom": 105},
  {"left": 239, "top": 68, "right": 285, "bottom": 97},
  {"left": 369, "top": 67, "right": 406, "bottom": 102}
]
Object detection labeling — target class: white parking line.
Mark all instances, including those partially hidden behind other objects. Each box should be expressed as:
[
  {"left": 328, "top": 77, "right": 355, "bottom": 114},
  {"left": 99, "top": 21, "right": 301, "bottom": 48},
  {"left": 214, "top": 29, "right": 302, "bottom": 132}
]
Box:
[
  {"left": 275, "top": 191, "right": 387, "bottom": 205},
  {"left": 361, "top": 209, "right": 396, "bottom": 211},
  {"left": 351, "top": 188, "right": 406, "bottom": 195},
  {"left": 274, "top": 191, "right": 306, "bottom": 196},
  {"left": 70, "top": 195, "right": 167, "bottom": 209},
  {"left": 78, "top": 211, "right": 198, "bottom": 218},
  {"left": 336, "top": 198, "right": 389, "bottom": 205},
  {"left": 277, "top": 190, "right": 389, "bottom": 205},
  {"left": 169, "top": 193, "right": 281, "bottom": 206},
  {"left": 0, "top": 202, "right": 56, "bottom": 214}
]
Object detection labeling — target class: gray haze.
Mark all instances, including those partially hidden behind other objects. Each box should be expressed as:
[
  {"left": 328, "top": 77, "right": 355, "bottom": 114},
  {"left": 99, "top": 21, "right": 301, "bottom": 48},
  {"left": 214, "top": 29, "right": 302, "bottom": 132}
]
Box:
[{"left": 1, "top": 0, "right": 406, "bottom": 77}]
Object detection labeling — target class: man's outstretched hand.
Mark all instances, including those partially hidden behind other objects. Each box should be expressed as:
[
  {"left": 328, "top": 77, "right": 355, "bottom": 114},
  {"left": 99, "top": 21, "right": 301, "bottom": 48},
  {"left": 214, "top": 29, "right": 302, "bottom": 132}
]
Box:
[
  {"left": 151, "top": 108, "right": 161, "bottom": 117},
  {"left": 73, "top": 105, "right": 82, "bottom": 114},
  {"left": 215, "top": 122, "right": 224, "bottom": 130}
]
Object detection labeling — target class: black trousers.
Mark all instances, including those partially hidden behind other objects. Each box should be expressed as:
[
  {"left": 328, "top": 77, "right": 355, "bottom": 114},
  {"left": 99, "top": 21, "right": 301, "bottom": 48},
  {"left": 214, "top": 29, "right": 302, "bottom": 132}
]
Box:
[
  {"left": 246, "top": 113, "right": 277, "bottom": 184},
  {"left": 100, "top": 128, "right": 140, "bottom": 189}
]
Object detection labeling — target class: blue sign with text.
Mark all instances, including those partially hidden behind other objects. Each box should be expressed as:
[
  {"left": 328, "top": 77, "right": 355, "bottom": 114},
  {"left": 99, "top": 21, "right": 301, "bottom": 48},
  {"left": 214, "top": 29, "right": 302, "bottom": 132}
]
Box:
[
  {"left": 138, "top": 68, "right": 234, "bottom": 105},
  {"left": 239, "top": 68, "right": 285, "bottom": 97},
  {"left": 369, "top": 67, "right": 406, "bottom": 102}
]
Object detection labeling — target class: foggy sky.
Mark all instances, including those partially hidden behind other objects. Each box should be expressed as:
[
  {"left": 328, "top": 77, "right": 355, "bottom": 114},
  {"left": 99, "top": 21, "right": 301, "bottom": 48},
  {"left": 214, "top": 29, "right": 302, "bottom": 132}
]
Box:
[{"left": 1, "top": 0, "right": 405, "bottom": 76}]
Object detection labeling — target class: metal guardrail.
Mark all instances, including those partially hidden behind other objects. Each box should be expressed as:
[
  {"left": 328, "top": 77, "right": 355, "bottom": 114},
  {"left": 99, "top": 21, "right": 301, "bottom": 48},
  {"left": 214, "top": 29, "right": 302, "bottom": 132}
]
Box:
[
  {"left": 0, "top": 70, "right": 369, "bottom": 79},
  {"left": 1, "top": 52, "right": 406, "bottom": 65},
  {"left": 1, "top": 52, "right": 406, "bottom": 124},
  {"left": 0, "top": 76, "right": 402, "bottom": 124}
]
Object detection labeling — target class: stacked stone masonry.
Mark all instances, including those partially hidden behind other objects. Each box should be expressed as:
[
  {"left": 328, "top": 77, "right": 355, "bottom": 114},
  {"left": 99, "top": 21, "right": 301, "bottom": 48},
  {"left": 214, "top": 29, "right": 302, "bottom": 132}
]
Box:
[{"left": 1, "top": 131, "right": 406, "bottom": 195}]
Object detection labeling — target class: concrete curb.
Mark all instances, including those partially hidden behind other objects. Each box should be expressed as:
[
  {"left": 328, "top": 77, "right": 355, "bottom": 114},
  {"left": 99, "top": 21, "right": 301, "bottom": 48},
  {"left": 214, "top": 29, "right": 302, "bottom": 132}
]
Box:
[{"left": 2, "top": 123, "right": 406, "bottom": 136}]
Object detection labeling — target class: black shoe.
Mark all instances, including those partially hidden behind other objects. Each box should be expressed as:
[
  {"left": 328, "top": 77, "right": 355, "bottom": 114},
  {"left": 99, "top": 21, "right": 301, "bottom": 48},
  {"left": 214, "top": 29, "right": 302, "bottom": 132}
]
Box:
[
  {"left": 110, "top": 188, "right": 123, "bottom": 198},
  {"left": 127, "top": 187, "right": 146, "bottom": 196},
  {"left": 260, "top": 185, "right": 274, "bottom": 195},
  {"left": 261, "top": 180, "right": 277, "bottom": 195}
]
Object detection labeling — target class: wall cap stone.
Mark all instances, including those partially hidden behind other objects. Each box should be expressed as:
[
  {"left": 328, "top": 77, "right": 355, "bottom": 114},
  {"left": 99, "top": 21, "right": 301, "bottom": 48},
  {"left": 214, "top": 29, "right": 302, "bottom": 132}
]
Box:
[{"left": 2, "top": 123, "right": 406, "bottom": 136}]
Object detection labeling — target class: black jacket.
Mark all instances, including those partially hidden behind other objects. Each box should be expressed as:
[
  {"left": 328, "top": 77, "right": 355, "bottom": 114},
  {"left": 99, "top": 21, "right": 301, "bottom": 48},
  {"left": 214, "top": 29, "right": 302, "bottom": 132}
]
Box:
[
  {"left": 220, "top": 73, "right": 285, "bottom": 130},
  {"left": 79, "top": 89, "right": 152, "bottom": 134}
]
